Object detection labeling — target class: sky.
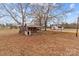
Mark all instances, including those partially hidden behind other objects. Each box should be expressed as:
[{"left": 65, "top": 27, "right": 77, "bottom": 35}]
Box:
[
  {"left": 0, "top": 3, "right": 79, "bottom": 25},
  {"left": 64, "top": 3, "right": 79, "bottom": 23}
]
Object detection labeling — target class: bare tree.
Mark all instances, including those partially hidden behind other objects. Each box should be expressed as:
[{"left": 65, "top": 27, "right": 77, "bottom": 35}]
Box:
[
  {"left": 2, "top": 3, "right": 29, "bottom": 34},
  {"left": 30, "top": 4, "right": 44, "bottom": 26},
  {"left": 30, "top": 4, "right": 74, "bottom": 31},
  {"left": 1, "top": 3, "right": 75, "bottom": 34}
]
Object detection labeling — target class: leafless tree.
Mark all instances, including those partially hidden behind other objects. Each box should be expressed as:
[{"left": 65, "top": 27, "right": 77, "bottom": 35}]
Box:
[
  {"left": 2, "top": 3, "right": 30, "bottom": 34},
  {"left": 30, "top": 3, "right": 74, "bottom": 31},
  {"left": 1, "top": 3, "right": 75, "bottom": 34}
]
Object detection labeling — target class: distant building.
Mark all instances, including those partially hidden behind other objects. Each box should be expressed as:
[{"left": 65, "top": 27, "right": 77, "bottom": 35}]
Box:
[{"left": 50, "top": 24, "right": 64, "bottom": 31}]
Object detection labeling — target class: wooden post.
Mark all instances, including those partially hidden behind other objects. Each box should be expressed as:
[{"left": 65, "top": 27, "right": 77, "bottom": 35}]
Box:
[{"left": 76, "top": 17, "right": 79, "bottom": 37}]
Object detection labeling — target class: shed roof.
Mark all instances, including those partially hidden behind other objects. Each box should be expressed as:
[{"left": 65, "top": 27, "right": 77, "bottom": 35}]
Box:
[{"left": 27, "top": 25, "right": 41, "bottom": 28}]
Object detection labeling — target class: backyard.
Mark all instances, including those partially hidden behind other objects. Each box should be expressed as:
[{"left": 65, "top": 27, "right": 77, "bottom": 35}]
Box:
[{"left": 0, "top": 29, "right": 79, "bottom": 55}]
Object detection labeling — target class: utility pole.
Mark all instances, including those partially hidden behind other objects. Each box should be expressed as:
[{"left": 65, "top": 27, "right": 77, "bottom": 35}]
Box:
[{"left": 76, "top": 16, "right": 79, "bottom": 37}]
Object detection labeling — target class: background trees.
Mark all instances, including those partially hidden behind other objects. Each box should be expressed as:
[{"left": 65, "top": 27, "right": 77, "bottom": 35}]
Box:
[
  {"left": 0, "top": 3, "right": 75, "bottom": 34},
  {"left": 30, "top": 3, "right": 74, "bottom": 31}
]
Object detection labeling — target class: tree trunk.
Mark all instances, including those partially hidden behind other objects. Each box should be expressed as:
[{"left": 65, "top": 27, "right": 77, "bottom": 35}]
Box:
[
  {"left": 19, "top": 25, "right": 25, "bottom": 35},
  {"left": 45, "top": 20, "right": 47, "bottom": 31},
  {"left": 39, "top": 19, "right": 41, "bottom": 26},
  {"left": 76, "top": 18, "right": 79, "bottom": 37},
  {"left": 44, "top": 14, "right": 48, "bottom": 31},
  {"left": 19, "top": 23, "right": 29, "bottom": 35}
]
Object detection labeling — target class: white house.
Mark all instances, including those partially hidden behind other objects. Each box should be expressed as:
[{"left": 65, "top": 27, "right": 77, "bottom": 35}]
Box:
[{"left": 51, "top": 24, "right": 64, "bottom": 32}]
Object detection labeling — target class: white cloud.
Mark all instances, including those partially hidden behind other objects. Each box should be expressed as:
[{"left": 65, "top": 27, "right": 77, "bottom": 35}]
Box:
[
  {"left": 70, "top": 4, "right": 75, "bottom": 9},
  {"left": 67, "top": 13, "right": 72, "bottom": 16},
  {"left": 12, "top": 9, "right": 16, "bottom": 13},
  {"left": 53, "top": 3, "right": 56, "bottom": 6},
  {"left": 30, "top": 3, "right": 48, "bottom": 7}
]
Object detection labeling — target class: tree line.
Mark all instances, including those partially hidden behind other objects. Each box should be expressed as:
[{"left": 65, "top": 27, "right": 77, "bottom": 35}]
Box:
[{"left": 0, "top": 3, "right": 75, "bottom": 34}]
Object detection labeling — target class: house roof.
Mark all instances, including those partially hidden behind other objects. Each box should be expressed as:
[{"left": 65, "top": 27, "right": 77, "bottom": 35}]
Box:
[{"left": 27, "top": 25, "right": 41, "bottom": 28}]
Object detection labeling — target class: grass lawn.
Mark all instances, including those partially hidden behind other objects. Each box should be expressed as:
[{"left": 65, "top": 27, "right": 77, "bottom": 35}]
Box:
[{"left": 0, "top": 29, "right": 79, "bottom": 56}]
